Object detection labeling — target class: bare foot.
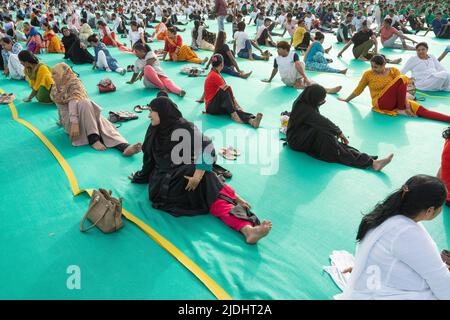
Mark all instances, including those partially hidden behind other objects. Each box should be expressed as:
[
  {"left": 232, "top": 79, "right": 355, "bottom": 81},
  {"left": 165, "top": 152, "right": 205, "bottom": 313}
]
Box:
[
  {"left": 241, "top": 220, "right": 272, "bottom": 244},
  {"left": 326, "top": 86, "right": 342, "bottom": 94},
  {"left": 122, "top": 143, "right": 142, "bottom": 157},
  {"left": 179, "top": 90, "right": 186, "bottom": 97},
  {"left": 340, "top": 68, "right": 348, "bottom": 75},
  {"left": 240, "top": 71, "right": 252, "bottom": 79},
  {"left": 249, "top": 113, "right": 263, "bottom": 128},
  {"left": 92, "top": 141, "right": 107, "bottom": 151},
  {"left": 372, "top": 154, "right": 394, "bottom": 171}
]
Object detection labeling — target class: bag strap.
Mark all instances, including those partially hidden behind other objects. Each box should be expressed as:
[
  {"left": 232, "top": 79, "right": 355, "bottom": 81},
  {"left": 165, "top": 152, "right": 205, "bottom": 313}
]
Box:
[
  {"left": 217, "top": 194, "right": 238, "bottom": 205},
  {"left": 80, "top": 204, "right": 110, "bottom": 232}
]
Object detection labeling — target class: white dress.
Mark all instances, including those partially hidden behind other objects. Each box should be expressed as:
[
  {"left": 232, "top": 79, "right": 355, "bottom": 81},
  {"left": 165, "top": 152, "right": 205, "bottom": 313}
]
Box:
[{"left": 401, "top": 55, "right": 450, "bottom": 92}]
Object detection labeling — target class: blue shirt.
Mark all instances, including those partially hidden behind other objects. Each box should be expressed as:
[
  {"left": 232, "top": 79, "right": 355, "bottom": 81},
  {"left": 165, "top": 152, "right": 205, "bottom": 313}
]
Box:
[
  {"left": 432, "top": 18, "right": 448, "bottom": 36},
  {"left": 305, "top": 42, "right": 324, "bottom": 63}
]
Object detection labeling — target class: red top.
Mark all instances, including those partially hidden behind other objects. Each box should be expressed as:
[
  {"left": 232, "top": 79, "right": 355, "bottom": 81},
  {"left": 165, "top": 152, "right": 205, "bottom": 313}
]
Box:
[
  {"left": 441, "top": 139, "right": 450, "bottom": 201},
  {"left": 204, "top": 69, "right": 232, "bottom": 109},
  {"left": 164, "top": 35, "right": 182, "bottom": 60}
]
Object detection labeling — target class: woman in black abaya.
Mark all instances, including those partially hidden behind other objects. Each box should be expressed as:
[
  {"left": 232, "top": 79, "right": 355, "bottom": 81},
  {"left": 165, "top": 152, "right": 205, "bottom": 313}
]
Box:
[
  {"left": 130, "top": 94, "right": 272, "bottom": 244},
  {"left": 286, "top": 84, "right": 393, "bottom": 171},
  {"left": 61, "top": 27, "right": 94, "bottom": 65}
]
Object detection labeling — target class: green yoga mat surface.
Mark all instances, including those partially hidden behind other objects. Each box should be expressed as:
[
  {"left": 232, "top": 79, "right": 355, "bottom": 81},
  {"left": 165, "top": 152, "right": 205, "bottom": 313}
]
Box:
[{"left": 0, "top": 19, "right": 449, "bottom": 299}]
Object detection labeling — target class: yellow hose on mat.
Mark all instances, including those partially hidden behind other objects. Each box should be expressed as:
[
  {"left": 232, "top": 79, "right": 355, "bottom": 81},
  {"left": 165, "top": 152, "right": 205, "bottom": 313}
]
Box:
[{"left": 3, "top": 92, "right": 232, "bottom": 300}]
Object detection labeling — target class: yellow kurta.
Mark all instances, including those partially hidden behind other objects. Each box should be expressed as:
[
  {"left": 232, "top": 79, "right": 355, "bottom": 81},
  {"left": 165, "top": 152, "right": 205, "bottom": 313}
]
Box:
[
  {"left": 26, "top": 63, "right": 54, "bottom": 92},
  {"left": 352, "top": 67, "right": 419, "bottom": 116}
]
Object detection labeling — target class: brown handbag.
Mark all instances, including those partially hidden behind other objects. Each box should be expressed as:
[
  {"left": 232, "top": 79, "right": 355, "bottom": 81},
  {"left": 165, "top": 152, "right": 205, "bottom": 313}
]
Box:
[{"left": 80, "top": 189, "right": 124, "bottom": 233}]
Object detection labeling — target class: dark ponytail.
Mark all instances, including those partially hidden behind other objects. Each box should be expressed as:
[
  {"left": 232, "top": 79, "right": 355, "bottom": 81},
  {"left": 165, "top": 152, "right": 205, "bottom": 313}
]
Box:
[{"left": 356, "top": 174, "right": 447, "bottom": 241}]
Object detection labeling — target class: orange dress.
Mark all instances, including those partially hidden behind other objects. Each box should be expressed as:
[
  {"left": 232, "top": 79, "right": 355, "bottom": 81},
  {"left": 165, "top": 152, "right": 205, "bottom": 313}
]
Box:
[{"left": 44, "top": 30, "right": 64, "bottom": 53}]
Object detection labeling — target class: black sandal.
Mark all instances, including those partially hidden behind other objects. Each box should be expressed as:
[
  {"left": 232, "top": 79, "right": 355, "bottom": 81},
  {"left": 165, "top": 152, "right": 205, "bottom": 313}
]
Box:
[{"left": 213, "top": 164, "right": 232, "bottom": 179}]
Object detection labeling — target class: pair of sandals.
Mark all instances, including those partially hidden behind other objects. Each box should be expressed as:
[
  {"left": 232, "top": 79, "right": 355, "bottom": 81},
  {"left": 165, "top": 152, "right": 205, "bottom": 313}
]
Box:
[
  {"left": 133, "top": 104, "right": 151, "bottom": 113},
  {"left": 0, "top": 93, "right": 15, "bottom": 104},
  {"left": 219, "top": 146, "right": 240, "bottom": 160},
  {"left": 126, "top": 65, "right": 134, "bottom": 72}
]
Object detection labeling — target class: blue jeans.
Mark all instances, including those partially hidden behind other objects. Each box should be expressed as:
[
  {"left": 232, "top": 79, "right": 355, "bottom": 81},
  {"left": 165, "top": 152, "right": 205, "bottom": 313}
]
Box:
[
  {"left": 237, "top": 40, "right": 263, "bottom": 60},
  {"left": 222, "top": 65, "right": 241, "bottom": 77},
  {"left": 217, "top": 15, "right": 226, "bottom": 32}
]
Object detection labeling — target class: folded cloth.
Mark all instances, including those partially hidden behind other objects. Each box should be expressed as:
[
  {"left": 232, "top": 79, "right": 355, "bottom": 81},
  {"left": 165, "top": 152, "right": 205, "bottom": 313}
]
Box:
[{"left": 323, "top": 250, "right": 355, "bottom": 292}]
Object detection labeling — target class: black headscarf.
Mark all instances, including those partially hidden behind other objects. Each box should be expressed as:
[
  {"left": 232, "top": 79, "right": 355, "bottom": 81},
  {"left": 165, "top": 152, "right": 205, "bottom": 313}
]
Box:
[
  {"left": 287, "top": 84, "right": 327, "bottom": 131},
  {"left": 149, "top": 96, "right": 183, "bottom": 155},
  {"left": 61, "top": 29, "right": 77, "bottom": 58},
  {"left": 293, "top": 84, "right": 327, "bottom": 109}
]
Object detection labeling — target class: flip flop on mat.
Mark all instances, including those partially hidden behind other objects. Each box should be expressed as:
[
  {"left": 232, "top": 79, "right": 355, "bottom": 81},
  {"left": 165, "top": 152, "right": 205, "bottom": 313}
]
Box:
[
  {"left": 133, "top": 105, "right": 151, "bottom": 113},
  {"left": 219, "top": 146, "right": 240, "bottom": 160},
  {"left": 0, "top": 93, "right": 15, "bottom": 104}
]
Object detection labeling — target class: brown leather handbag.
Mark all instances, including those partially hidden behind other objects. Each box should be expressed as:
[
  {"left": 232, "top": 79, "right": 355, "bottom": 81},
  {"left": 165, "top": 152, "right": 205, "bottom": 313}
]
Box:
[{"left": 80, "top": 189, "right": 124, "bottom": 233}]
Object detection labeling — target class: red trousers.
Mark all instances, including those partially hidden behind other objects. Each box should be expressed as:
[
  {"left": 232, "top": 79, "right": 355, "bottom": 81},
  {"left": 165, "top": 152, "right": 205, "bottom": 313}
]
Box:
[
  {"left": 209, "top": 184, "right": 253, "bottom": 232},
  {"left": 378, "top": 78, "right": 450, "bottom": 123}
]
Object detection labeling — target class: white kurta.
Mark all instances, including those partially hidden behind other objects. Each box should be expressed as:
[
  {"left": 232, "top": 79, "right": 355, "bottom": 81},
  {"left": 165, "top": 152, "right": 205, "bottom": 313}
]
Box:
[
  {"left": 401, "top": 55, "right": 450, "bottom": 92},
  {"left": 337, "top": 215, "right": 450, "bottom": 300}
]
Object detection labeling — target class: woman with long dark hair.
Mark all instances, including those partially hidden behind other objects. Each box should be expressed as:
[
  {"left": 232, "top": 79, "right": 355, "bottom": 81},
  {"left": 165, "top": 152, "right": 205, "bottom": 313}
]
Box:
[
  {"left": 287, "top": 84, "right": 393, "bottom": 170},
  {"left": 338, "top": 175, "right": 450, "bottom": 300},
  {"left": 130, "top": 95, "right": 272, "bottom": 244},
  {"left": 205, "top": 30, "right": 251, "bottom": 78}
]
